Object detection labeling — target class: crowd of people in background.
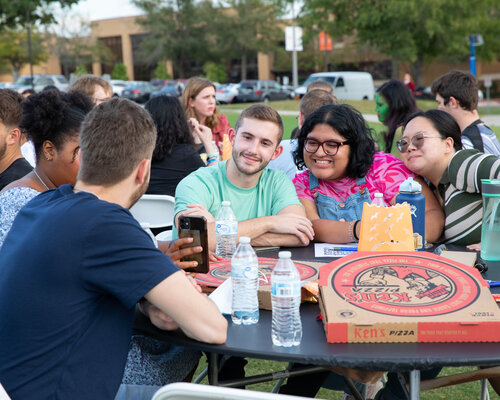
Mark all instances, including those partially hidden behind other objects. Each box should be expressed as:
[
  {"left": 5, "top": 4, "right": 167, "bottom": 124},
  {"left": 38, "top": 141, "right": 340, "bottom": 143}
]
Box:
[{"left": 1, "top": 69, "right": 500, "bottom": 400}]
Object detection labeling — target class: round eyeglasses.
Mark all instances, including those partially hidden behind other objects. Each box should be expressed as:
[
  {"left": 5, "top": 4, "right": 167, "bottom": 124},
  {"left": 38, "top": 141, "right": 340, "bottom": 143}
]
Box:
[
  {"left": 304, "top": 138, "right": 349, "bottom": 156},
  {"left": 396, "top": 132, "right": 443, "bottom": 153}
]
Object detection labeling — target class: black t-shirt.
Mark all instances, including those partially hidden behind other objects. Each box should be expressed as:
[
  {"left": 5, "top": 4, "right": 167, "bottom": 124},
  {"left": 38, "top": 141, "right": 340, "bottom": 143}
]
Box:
[
  {"left": 147, "top": 143, "right": 205, "bottom": 197},
  {"left": 0, "top": 157, "right": 32, "bottom": 190}
]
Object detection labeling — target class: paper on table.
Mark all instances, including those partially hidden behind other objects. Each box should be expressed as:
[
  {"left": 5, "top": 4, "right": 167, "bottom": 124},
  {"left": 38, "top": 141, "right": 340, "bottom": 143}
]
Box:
[
  {"left": 208, "top": 277, "right": 232, "bottom": 315},
  {"left": 315, "top": 242, "right": 358, "bottom": 257}
]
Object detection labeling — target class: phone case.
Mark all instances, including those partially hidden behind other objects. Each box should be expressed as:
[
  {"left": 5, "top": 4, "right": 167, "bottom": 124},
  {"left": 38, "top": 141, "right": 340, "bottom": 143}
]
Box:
[{"left": 178, "top": 216, "right": 209, "bottom": 273}]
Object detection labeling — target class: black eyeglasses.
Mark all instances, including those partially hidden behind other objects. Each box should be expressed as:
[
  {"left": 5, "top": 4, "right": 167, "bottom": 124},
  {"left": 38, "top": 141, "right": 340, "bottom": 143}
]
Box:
[
  {"left": 304, "top": 138, "right": 349, "bottom": 156},
  {"left": 396, "top": 132, "right": 443, "bottom": 153}
]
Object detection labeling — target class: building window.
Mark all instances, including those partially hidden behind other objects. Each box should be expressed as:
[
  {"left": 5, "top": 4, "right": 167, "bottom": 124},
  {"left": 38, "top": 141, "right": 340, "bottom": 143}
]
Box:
[{"left": 100, "top": 36, "right": 123, "bottom": 75}]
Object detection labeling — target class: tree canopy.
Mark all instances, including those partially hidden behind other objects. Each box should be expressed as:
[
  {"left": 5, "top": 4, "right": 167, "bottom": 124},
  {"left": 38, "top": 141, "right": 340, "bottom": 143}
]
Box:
[
  {"left": 0, "top": 28, "right": 47, "bottom": 77},
  {"left": 300, "top": 0, "right": 500, "bottom": 84},
  {"left": 0, "top": 0, "right": 79, "bottom": 29}
]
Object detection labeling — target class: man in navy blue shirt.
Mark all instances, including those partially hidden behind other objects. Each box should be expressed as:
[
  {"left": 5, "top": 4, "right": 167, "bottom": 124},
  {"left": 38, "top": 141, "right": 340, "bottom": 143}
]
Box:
[{"left": 0, "top": 98, "right": 227, "bottom": 400}]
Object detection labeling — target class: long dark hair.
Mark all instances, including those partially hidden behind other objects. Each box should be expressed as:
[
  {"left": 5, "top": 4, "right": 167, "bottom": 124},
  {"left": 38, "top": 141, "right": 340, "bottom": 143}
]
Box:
[
  {"left": 377, "top": 80, "right": 418, "bottom": 153},
  {"left": 145, "top": 96, "right": 194, "bottom": 162},
  {"left": 294, "top": 104, "right": 376, "bottom": 178}
]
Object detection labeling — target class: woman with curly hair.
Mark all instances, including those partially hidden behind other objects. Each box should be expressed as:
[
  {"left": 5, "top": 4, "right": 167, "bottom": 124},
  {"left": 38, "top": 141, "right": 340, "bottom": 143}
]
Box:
[
  {"left": 0, "top": 89, "right": 93, "bottom": 247},
  {"left": 292, "top": 104, "right": 443, "bottom": 244},
  {"left": 145, "top": 96, "right": 205, "bottom": 197},
  {"left": 375, "top": 79, "right": 419, "bottom": 157},
  {"left": 182, "top": 77, "right": 231, "bottom": 159}
]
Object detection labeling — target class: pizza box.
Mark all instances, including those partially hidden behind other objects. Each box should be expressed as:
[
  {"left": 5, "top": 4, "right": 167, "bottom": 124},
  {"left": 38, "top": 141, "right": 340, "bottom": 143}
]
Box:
[
  {"left": 195, "top": 257, "right": 322, "bottom": 310},
  {"left": 318, "top": 252, "right": 500, "bottom": 343}
]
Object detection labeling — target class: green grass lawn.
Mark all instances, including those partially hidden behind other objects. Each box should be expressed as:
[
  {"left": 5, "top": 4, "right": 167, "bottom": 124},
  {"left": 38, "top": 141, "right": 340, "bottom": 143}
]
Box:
[
  {"left": 192, "top": 358, "right": 499, "bottom": 399},
  {"left": 221, "top": 100, "right": 500, "bottom": 142}
]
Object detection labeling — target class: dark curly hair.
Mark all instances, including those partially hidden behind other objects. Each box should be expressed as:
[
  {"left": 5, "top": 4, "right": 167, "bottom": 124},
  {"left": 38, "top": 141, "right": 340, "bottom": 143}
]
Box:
[
  {"left": 19, "top": 90, "right": 93, "bottom": 160},
  {"left": 145, "top": 96, "right": 194, "bottom": 162},
  {"left": 293, "top": 104, "right": 376, "bottom": 178},
  {"left": 377, "top": 80, "right": 418, "bottom": 153}
]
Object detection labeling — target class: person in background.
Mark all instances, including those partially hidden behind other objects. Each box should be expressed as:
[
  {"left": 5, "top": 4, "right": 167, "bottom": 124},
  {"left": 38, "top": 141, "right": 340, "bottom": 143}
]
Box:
[
  {"left": 0, "top": 89, "right": 32, "bottom": 190},
  {"left": 307, "top": 79, "right": 335, "bottom": 94},
  {"left": 293, "top": 104, "right": 444, "bottom": 245},
  {"left": 375, "top": 80, "right": 419, "bottom": 156},
  {"left": 0, "top": 90, "right": 93, "bottom": 247},
  {"left": 403, "top": 72, "right": 415, "bottom": 93},
  {"left": 182, "top": 77, "right": 230, "bottom": 159},
  {"left": 70, "top": 74, "right": 113, "bottom": 105},
  {"left": 0, "top": 98, "right": 227, "bottom": 400},
  {"left": 268, "top": 89, "right": 337, "bottom": 179},
  {"left": 145, "top": 96, "right": 205, "bottom": 197},
  {"left": 432, "top": 69, "right": 500, "bottom": 157},
  {"left": 21, "top": 88, "right": 35, "bottom": 97}
]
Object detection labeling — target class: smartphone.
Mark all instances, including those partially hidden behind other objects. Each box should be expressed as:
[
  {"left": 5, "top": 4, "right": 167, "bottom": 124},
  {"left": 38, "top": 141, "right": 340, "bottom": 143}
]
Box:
[{"left": 178, "top": 215, "right": 209, "bottom": 274}]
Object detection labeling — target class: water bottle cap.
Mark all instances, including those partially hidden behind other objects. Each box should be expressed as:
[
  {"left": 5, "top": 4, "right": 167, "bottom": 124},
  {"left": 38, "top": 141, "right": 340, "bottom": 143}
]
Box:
[
  {"left": 278, "top": 251, "right": 291, "bottom": 258},
  {"left": 482, "top": 179, "right": 500, "bottom": 196},
  {"left": 374, "top": 192, "right": 383, "bottom": 198},
  {"left": 239, "top": 236, "right": 250, "bottom": 244},
  {"left": 222, "top": 201, "right": 231, "bottom": 206},
  {"left": 399, "top": 177, "right": 421, "bottom": 193}
]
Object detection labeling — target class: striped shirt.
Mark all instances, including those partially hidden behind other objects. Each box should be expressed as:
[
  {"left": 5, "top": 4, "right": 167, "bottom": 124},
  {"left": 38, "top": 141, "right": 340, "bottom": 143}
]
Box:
[{"left": 434, "top": 149, "right": 500, "bottom": 245}]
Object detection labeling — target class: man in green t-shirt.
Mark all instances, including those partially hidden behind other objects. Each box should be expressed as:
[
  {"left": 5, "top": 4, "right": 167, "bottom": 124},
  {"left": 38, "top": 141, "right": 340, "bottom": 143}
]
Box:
[{"left": 174, "top": 104, "right": 314, "bottom": 250}]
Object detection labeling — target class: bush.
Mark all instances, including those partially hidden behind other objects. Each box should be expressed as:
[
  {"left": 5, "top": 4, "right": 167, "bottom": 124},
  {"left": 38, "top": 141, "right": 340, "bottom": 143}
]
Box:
[
  {"left": 112, "top": 63, "right": 128, "bottom": 81},
  {"left": 203, "top": 62, "right": 227, "bottom": 84}
]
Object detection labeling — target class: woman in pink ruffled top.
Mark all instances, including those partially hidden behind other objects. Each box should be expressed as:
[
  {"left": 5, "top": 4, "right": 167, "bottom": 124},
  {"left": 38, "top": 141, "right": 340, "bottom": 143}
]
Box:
[{"left": 292, "top": 104, "right": 444, "bottom": 244}]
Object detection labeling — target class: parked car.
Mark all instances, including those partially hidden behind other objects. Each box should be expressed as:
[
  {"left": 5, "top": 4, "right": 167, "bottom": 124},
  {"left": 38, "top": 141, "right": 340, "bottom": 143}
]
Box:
[
  {"left": 237, "top": 80, "right": 292, "bottom": 103},
  {"left": 294, "top": 72, "right": 374, "bottom": 100},
  {"left": 10, "top": 75, "right": 40, "bottom": 93},
  {"left": 216, "top": 83, "right": 240, "bottom": 104},
  {"left": 151, "top": 79, "right": 177, "bottom": 90},
  {"left": 110, "top": 79, "right": 128, "bottom": 97},
  {"left": 33, "top": 75, "right": 69, "bottom": 92},
  {"left": 150, "top": 84, "right": 182, "bottom": 98},
  {"left": 121, "top": 81, "right": 156, "bottom": 103}
]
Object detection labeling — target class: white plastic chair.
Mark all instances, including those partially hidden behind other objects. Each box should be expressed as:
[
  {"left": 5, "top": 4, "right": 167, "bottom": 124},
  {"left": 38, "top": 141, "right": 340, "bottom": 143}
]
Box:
[
  {"left": 152, "top": 382, "right": 322, "bottom": 400},
  {"left": 129, "top": 194, "right": 175, "bottom": 241}
]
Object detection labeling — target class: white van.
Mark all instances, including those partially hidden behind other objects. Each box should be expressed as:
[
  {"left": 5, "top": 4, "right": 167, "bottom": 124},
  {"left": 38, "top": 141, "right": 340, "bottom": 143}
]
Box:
[{"left": 295, "top": 72, "right": 375, "bottom": 100}]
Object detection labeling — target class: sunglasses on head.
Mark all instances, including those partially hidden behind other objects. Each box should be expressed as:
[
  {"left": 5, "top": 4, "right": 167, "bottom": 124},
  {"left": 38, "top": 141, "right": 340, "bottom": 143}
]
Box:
[{"left": 396, "top": 132, "right": 443, "bottom": 153}]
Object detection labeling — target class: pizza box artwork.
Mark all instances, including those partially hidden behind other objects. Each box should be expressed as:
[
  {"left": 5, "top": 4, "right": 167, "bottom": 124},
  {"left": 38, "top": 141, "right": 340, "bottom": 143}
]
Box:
[
  {"left": 318, "top": 252, "right": 500, "bottom": 343},
  {"left": 195, "top": 257, "right": 322, "bottom": 310}
]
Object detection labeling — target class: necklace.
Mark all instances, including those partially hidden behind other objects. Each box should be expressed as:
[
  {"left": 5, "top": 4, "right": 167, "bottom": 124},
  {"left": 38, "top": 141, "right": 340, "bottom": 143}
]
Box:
[{"left": 33, "top": 168, "right": 50, "bottom": 190}]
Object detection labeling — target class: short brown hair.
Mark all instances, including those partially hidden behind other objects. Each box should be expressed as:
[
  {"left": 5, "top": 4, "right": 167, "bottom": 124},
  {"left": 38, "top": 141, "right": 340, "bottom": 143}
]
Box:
[
  {"left": 234, "top": 104, "right": 284, "bottom": 143},
  {"left": 70, "top": 75, "right": 112, "bottom": 100},
  {"left": 431, "top": 70, "right": 478, "bottom": 111},
  {"left": 307, "top": 80, "right": 334, "bottom": 94},
  {"left": 300, "top": 89, "right": 337, "bottom": 119},
  {"left": 78, "top": 98, "right": 157, "bottom": 186},
  {"left": 182, "top": 77, "right": 220, "bottom": 130},
  {"left": 0, "top": 89, "right": 23, "bottom": 127}
]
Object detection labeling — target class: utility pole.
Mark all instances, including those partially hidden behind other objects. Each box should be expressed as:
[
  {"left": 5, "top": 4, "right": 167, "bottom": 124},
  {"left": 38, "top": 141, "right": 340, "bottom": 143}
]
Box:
[
  {"left": 291, "top": 0, "right": 298, "bottom": 89},
  {"left": 26, "top": 9, "right": 34, "bottom": 90}
]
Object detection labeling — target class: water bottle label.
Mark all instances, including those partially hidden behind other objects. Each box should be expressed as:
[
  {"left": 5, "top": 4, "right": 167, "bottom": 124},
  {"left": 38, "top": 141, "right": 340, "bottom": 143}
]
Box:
[
  {"left": 231, "top": 265, "right": 258, "bottom": 279},
  {"left": 215, "top": 221, "right": 238, "bottom": 235},
  {"left": 271, "top": 282, "right": 300, "bottom": 297}
]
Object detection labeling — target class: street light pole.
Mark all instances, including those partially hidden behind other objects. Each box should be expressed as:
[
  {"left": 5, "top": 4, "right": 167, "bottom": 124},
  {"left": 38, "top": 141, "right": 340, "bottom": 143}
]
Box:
[
  {"left": 26, "top": 9, "right": 34, "bottom": 90},
  {"left": 291, "top": 0, "right": 298, "bottom": 89}
]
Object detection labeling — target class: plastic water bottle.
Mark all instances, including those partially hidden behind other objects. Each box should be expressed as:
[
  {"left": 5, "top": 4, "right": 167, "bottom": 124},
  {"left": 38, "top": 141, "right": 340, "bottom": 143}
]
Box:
[
  {"left": 396, "top": 177, "right": 426, "bottom": 251},
  {"left": 372, "top": 192, "right": 386, "bottom": 207},
  {"left": 271, "top": 251, "right": 302, "bottom": 347},
  {"left": 215, "top": 201, "right": 238, "bottom": 258},
  {"left": 231, "top": 237, "right": 259, "bottom": 325}
]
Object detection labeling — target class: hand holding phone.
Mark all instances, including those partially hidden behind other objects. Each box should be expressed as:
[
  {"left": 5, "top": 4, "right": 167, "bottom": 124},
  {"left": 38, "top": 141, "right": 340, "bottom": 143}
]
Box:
[{"left": 178, "top": 215, "right": 210, "bottom": 273}]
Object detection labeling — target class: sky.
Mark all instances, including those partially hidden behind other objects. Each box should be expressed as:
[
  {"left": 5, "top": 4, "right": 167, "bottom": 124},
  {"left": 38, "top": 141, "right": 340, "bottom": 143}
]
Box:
[{"left": 61, "top": 0, "right": 143, "bottom": 21}]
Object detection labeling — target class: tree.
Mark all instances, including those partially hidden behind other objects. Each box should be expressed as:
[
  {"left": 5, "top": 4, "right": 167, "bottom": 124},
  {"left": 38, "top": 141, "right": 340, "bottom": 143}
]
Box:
[
  {"left": 153, "top": 60, "right": 172, "bottom": 79},
  {"left": 214, "top": 0, "right": 283, "bottom": 80},
  {"left": 0, "top": 27, "right": 48, "bottom": 78},
  {"left": 0, "top": 0, "right": 80, "bottom": 29},
  {"left": 132, "top": 0, "right": 215, "bottom": 78},
  {"left": 74, "top": 64, "right": 88, "bottom": 75},
  {"left": 300, "top": 0, "right": 500, "bottom": 85},
  {"left": 112, "top": 63, "right": 129, "bottom": 80},
  {"left": 203, "top": 62, "right": 227, "bottom": 83}
]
